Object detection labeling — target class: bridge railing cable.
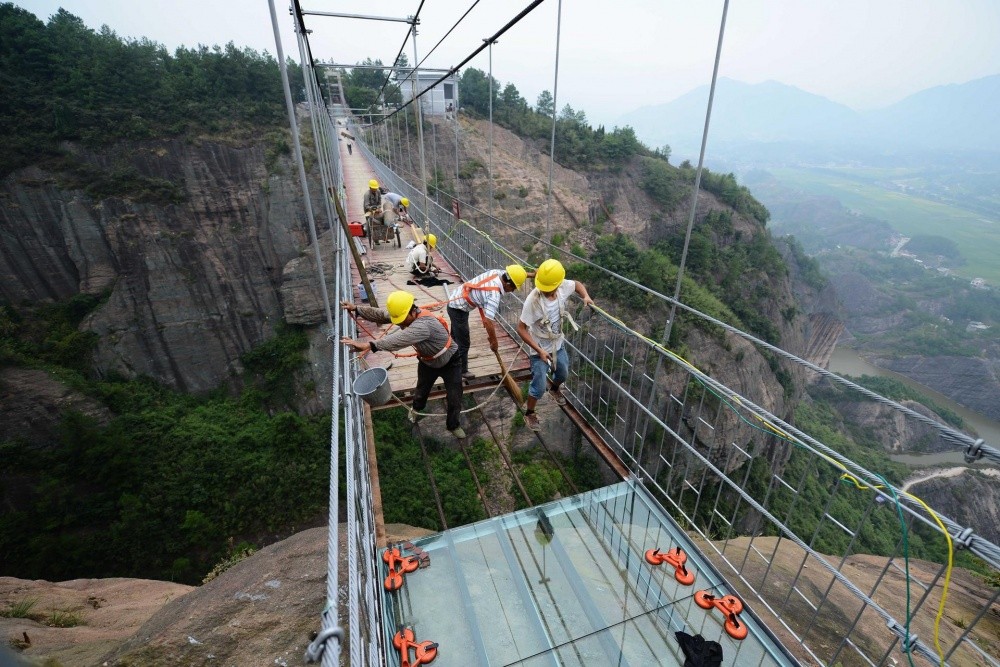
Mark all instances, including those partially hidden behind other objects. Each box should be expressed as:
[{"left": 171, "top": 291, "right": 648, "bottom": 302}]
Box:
[{"left": 281, "top": 10, "right": 388, "bottom": 665}]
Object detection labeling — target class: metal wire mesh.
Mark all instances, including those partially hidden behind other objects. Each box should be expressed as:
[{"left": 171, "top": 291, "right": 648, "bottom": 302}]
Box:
[{"left": 348, "top": 124, "right": 1000, "bottom": 666}]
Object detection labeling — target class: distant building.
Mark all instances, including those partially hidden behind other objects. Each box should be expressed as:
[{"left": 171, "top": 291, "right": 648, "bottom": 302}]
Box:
[
  {"left": 396, "top": 69, "right": 458, "bottom": 117},
  {"left": 971, "top": 278, "right": 988, "bottom": 289},
  {"left": 967, "top": 321, "right": 991, "bottom": 332}
]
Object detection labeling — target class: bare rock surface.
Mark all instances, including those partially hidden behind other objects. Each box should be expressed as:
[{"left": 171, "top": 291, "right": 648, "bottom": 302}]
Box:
[
  {"left": 100, "top": 526, "right": 330, "bottom": 667},
  {"left": 0, "top": 576, "right": 191, "bottom": 666},
  {"left": 0, "top": 524, "right": 438, "bottom": 667}
]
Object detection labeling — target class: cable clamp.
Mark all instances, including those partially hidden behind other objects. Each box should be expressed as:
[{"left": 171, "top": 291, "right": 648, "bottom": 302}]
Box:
[
  {"left": 886, "top": 619, "right": 918, "bottom": 653},
  {"left": 304, "top": 625, "right": 344, "bottom": 663},
  {"left": 952, "top": 526, "right": 975, "bottom": 550},
  {"left": 964, "top": 438, "right": 984, "bottom": 463}
]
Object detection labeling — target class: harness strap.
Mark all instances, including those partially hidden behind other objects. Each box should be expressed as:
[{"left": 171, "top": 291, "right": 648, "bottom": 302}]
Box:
[
  {"left": 414, "top": 310, "right": 453, "bottom": 361},
  {"left": 461, "top": 273, "right": 503, "bottom": 310}
]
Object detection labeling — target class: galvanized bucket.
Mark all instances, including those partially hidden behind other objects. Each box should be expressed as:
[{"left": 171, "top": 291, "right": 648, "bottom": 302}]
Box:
[{"left": 354, "top": 366, "right": 392, "bottom": 406}]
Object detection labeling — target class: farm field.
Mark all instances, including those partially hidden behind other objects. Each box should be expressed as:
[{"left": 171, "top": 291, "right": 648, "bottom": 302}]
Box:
[{"left": 770, "top": 167, "right": 1000, "bottom": 285}]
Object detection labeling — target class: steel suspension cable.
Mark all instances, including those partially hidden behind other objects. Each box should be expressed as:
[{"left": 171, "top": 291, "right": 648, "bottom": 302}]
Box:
[
  {"left": 545, "top": 0, "right": 563, "bottom": 236},
  {"left": 664, "top": 0, "right": 730, "bottom": 347},
  {"left": 411, "top": 0, "right": 484, "bottom": 74},
  {"left": 488, "top": 39, "right": 495, "bottom": 221},
  {"left": 270, "top": 5, "right": 340, "bottom": 665},
  {"left": 375, "top": 0, "right": 426, "bottom": 102},
  {"left": 372, "top": 0, "right": 547, "bottom": 128}
]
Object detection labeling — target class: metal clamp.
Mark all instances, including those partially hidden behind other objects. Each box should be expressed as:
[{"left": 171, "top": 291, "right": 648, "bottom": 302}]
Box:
[
  {"left": 304, "top": 625, "right": 344, "bottom": 663},
  {"left": 952, "top": 526, "right": 975, "bottom": 550},
  {"left": 964, "top": 438, "right": 984, "bottom": 464},
  {"left": 886, "top": 619, "right": 919, "bottom": 653}
]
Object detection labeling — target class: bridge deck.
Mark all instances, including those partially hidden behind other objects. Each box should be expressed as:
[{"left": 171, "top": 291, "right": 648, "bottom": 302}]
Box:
[{"left": 339, "top": 133, "right": 531, "bottom": 407}]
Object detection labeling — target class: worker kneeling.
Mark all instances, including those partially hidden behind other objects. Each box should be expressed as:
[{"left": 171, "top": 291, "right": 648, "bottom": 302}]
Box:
[
  {"left": 341, "top": 291, "right": 466, "bottom": 439},
  {"left": 517, "top": 259, "right": 594, "bottom": 432},
  {"left": 406, "top": 234, "right": 438, "bottom": 276}
]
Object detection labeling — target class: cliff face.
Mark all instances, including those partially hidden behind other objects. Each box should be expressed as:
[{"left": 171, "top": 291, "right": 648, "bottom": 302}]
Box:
[
  {"left": 907, "top": 470, "right": 1000, "bottom": 545},
  {"left": 1, "top": 137, "right": 327, "bottom": 395}
]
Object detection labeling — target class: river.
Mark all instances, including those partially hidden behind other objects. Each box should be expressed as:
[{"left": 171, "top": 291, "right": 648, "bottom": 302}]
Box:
[{"left": 827, "top": 347, "right": 1000, "bottom": 467}]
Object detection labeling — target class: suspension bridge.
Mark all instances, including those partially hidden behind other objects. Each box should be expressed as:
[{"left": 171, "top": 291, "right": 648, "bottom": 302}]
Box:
[{"left": 263, "top": 1, "right": 1000, "bottom": 665}]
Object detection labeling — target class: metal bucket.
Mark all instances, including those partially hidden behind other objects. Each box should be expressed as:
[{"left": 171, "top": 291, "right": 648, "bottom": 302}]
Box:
[{"left": 353, "top": 366, "right": 392, "bottom": 406}]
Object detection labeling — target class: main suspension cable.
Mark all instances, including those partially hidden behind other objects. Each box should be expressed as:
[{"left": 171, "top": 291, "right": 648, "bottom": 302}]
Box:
[{"left": 371, "top": 0, "right": 547, "bottom": 128}]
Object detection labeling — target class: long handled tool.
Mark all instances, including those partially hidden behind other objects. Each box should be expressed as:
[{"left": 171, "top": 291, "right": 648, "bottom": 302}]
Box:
[{"left": 494, "top": 348, "right": 523, "bottom": 406}]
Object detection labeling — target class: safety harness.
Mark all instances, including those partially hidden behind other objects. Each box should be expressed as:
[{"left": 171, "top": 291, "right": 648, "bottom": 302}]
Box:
[
  {"left": 369, "top": 308, "right": 452, "bottom": 362},
  {"left": 522, "top": 287, "right": 579, "bottom": 348},
  {"left": 458, "top": 272, "right": 504, "bottom": 328}
]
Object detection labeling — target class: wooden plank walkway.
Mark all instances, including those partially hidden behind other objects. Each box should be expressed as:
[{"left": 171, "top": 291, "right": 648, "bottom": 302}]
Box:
[{"left": 338, "top": 128, "right": 531, "bottom": 409}]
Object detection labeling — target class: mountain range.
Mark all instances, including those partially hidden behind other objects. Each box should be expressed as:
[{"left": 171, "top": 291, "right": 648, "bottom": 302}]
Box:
[{"left": 617, "top": 75, "right": 1000, "bottom": 158}]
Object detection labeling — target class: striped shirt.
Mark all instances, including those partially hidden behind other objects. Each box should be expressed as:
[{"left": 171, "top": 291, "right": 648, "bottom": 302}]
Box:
[{"left": 448, "top": 269, "right": 504, "bottom": 321}]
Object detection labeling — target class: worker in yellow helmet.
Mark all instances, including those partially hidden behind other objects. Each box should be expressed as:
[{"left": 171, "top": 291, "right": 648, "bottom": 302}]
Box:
[
  {"left": 516, "top": 259, "right": 594, "bottom": 432},
  {"left": 405, "top": 233, "right": 438, "bottom": 276},
  {"left": 381, "top": 192, "right": 412, "bottom": 228},
  {"left": 341, "top": 291, "right": 466, "bottom": 438},
  {"left": 363, "top": 178, "right": 383, "bottom": 225},
  {"left": 447, "top": 264, "right": 532, "bottom": 381}
]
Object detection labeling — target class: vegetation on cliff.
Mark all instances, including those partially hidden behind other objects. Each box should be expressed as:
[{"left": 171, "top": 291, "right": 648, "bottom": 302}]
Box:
[
  {"left": 0, "top": 3, "right": 303, "bottom": 176},
  {"left": 1, "top": 298, "right": 330, "bottom": 584}
]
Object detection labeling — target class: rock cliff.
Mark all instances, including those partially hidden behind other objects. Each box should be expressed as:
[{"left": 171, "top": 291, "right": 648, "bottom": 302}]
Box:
[{"left": 1, "top": 133, "right": 329, "bottom": 397}]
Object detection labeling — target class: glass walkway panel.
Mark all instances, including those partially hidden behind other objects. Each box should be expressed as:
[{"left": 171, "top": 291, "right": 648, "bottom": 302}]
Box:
[{"left": 380, "top": 480, "right": 797, "bottom": 666}]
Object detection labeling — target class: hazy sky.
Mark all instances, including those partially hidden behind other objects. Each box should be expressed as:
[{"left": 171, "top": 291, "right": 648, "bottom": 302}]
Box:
[{"left": 15, "top": 0, "right": 1000, "bottom": 127}]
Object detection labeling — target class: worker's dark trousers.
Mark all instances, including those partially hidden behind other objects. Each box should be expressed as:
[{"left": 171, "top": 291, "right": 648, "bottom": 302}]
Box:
[
  {"left": 412, "top": 352, "right": 463, "bottom": 431},
  {"left": 447, "top": 306, "right": 471, "bottom": 373}
]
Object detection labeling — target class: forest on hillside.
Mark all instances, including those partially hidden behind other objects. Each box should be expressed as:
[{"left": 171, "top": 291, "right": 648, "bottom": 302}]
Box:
[{"left": 0, "top": 3, "right": 303, "bottom": 175}]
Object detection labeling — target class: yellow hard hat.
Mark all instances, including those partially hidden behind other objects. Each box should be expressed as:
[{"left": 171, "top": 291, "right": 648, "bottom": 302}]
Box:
[
  {"left": 369, "top": 179, "right": 379, "bottom": 189},
  {"left": 534, "top": 259, "right": 565, "bottom": 292},
  {"left": 505, "top": 264, "right": 528, "bottom": 289},
  {"left": 386, "top": 291, "right": 415, "bottom": 325},
  {"left": 426, "top": 233, "right": 437, "bottom": 249},
  {"left": 401, "top": 197, "right": 409, "bottom": 207}
]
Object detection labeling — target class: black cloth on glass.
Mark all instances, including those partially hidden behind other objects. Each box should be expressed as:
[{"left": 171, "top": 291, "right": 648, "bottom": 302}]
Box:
[{"left": 674, "top": 631, "right": 723, "bottom": 667}]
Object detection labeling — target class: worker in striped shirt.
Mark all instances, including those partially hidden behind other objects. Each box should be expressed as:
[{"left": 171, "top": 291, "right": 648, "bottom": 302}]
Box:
[{"left": 447, "top": 264, "right": 530, "bottom": 380}]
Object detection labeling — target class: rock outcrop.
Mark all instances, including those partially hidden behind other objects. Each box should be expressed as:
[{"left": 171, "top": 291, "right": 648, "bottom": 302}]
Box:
[
  {"left": 876, "top": 355, "right": 1000, "bottom": 422},
  {"left": 1, "top": 135, "right": 328, "bottom": 397},
  {"left": 905, "top": 468, "right": 1000, "bottom": 545},
  {"left": 0, "top": 367, "right": 110, "bottom": 446},
  {"left": 832, "top": 397, "right": 947, "bottom": 453}
]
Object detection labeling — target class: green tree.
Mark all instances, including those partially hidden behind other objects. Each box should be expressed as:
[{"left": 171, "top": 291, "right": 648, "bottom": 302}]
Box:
[{"left": 536, "top": 89, "right": 554, "bottom": 116}]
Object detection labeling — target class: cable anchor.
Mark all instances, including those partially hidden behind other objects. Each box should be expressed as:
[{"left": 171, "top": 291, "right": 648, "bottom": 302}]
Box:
[
  {"left": 304, "top": 624, "right": 344, "bottom": 663},
  {"left": 964, "top": 438, "right": 984, "bottom": 463}
]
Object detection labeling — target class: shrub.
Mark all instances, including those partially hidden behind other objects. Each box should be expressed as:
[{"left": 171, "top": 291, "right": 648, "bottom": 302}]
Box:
[{"left": 1, "top": 598, "right": 39, "bottom": 619}]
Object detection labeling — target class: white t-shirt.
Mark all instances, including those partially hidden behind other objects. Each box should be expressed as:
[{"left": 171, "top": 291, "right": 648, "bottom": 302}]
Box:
[
  {"left": 519, "top": 280, "right": 576, "bottom": 355},
  {"left": 406, "top": 244, "right": 430, "bottom": 272}
]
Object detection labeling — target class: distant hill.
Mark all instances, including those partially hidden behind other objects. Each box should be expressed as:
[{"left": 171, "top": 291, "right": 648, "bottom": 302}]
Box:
[
  {"left": 864, "top": 74, "right": 1000, "bottom": 151},
  {"left": 618, "top": 75, "right": 1000, "bottom": 157}
]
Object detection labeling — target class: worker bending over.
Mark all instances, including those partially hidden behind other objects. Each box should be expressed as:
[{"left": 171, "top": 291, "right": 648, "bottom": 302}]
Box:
[
  {"left": 447, "top": 264, "right": 530, "bottom": 380},
  {"left": 341, "top": 291, "right": 466, "bottom": 439},
  {"left": 516, "top": 259, "right": 594, "bottom": 432}
]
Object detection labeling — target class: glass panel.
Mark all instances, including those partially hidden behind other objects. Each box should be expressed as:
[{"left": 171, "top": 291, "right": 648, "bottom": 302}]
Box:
[{"left": 380, "top": 481, "right": 795, "bottom": 666}]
